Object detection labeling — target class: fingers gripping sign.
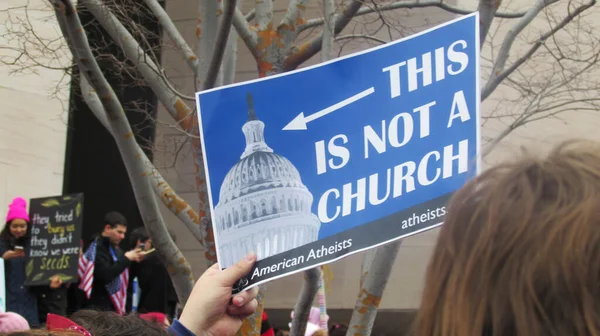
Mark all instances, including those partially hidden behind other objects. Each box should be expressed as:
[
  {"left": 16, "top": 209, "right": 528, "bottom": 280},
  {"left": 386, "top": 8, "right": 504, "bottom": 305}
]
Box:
[{"left": 178, "top": 252, "right": 259, "bottom": 336}]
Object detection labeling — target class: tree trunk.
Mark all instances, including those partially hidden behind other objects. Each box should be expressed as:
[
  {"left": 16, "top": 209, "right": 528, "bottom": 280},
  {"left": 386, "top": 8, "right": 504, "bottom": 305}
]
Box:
[{"left": 347, "top": 241, "right": 402, "bottom": 336}]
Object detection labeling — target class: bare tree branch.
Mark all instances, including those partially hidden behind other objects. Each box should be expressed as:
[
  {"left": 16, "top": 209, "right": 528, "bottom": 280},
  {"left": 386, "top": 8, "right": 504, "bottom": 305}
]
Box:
[
  {"left": 203, "top": 0, "right": 237, "bottom": 90},
  {"left": 144, "top": 0, "right": 198, "bottom": 72},
  {"left": 223, "top": 10, "right": 239, "bottom": 85},
  {"left": 347, "top": 241, "right": 402, "bottom": 336},
  {"left": 290, "top": 268, "right": 322, "bottom": 336},
  {"left": 48, "top": 0, "right": 194, "bottom": 305},
  {"left": 245, "top": 8, "right": 255, "bottom": 21},
  {"left": 197, "top": 0, "right": 222, "bottom": 88},
  {"left": 280, "top": 0, "right": 309, "bottom": 30},
  {"left": 233, "top": 8, "right": 259, "bottom": 57},
  {"left": 478, "top": 0, "right": 500, "bottom": 48},
  {"left": 335, "top": 34, "right": 388, "bottom": 44},
  {"left": 321, "top": 0, "right": 335, "bottom": 62},
  {"left": 255, "top": 0, "right": 273, "bottom": 29},
  {"left": 80, "top": 0, "right": 195, "bottom": 129},
  {"left": 284, "top": 0, "right": 363, "bottom": 71},
  {"left": 298, "top": 0, "right": 528, "bottom": 33},
  {"left": 482, "top": 0, "right": 596, "bottom": 100}
]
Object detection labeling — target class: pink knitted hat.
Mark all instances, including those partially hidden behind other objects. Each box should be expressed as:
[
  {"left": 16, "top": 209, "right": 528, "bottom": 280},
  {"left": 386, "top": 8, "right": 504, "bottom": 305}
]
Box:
[
  {"left": 6, "top": 197, "right": 30, "bottom": 224},
  {"left": 0, "top": 312, "right": 30, "bottom": 332}
]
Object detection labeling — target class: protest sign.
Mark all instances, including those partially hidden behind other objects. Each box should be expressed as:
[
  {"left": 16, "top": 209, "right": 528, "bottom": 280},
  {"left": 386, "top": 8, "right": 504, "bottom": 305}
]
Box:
[
  {"left": 25, "top": 193, "right": 84, "bottom": 286},
  {"left": 196, "top": 13, "right": 480, "bottom": 292}
]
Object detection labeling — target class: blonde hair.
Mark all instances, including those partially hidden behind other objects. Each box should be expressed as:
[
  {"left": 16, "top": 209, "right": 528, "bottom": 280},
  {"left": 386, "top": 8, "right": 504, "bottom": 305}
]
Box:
[
  {"left": 413, "top": 140, "right": 600, "bottom": 336},
  {"left": 312, "top": 329, "right": 328, "bottom": 336}
]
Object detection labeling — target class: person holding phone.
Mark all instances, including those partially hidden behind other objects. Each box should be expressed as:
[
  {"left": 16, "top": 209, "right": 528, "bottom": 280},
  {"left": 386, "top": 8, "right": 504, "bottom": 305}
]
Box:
[{"left": 0, "top": 197, "right": 39, "bottom": 327}]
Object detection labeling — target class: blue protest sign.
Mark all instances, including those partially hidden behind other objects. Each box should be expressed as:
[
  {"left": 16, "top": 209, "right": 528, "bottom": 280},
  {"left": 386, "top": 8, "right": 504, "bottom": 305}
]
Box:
[{"left": 197, "top": 13, "right": 480, "bottom": 292}]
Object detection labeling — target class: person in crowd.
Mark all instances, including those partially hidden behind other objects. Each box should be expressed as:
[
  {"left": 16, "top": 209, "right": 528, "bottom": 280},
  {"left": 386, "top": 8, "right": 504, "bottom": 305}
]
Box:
[
  {"left": 0, "top": 197, "right": 40, "bottom": 327},
  {"left": 36, "top": 274, "right": 69, "bottom": 325},
  {"left": 412, "top": 140, "right": 600, "bottom": 336},
  {"left": 0, "top": 312, "right": 30, "bottom": 333},
  {"left": 139, "top": 312, "right": 171, "bottom": 327},
  {"left": 261, "top": 311, "right": 275, "bottom": 336},
  {"left": 126, "top": 226, "right": 178, "bottom": 319},
  {"left": 81, "top": 211, "right": 144, "bottom": 313}
]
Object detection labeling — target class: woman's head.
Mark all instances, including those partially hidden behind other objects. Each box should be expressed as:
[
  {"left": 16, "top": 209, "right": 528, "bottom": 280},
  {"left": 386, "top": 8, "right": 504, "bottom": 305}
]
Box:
[
  {"left": 68, "top": 310, "right": 168, "bottom": 336},
  {"left": 3, "top": 197, "right": 30, "bottom": 240},
  {"left": 413, "top": 140, "right": 600, "bottom": 336}
]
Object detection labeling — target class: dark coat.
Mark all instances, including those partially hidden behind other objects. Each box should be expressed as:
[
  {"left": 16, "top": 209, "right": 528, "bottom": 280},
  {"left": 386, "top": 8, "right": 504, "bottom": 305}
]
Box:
[
  {"left": 0, "top": 238, "right": 39, "bottom": 328},
  {"left": 36, "top": 285, "right": 68, "bottom": 323},
  {"left": 84, "top": 236, "right": 130, "bottom": 312},
  {"left": 127, "top": 252, "right": 178, "bottom": 318}
]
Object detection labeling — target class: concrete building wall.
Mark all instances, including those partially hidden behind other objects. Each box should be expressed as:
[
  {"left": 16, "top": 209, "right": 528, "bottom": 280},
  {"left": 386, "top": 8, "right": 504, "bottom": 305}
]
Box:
[{"left": 0, "top": 0, "right": 69, "bottom": 229}]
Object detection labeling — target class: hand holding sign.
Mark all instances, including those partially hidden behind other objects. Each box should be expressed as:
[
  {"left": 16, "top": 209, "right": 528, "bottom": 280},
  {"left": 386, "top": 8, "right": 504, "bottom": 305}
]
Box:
[
  {"left": 49, "top": 275, "right": 62, "bottom": 289},
  {"left": 196, "top": 13, "right": 479, "bottom": 292}
]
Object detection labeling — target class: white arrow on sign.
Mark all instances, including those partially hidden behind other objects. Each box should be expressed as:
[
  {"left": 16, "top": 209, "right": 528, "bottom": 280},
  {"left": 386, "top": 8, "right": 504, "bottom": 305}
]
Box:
[{"left": 282, "top": 87, "right": 375, "bottom": 131}]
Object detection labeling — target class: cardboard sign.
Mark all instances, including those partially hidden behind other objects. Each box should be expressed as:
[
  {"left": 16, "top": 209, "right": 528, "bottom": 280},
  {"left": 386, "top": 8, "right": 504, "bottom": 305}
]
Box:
[
  {"left": 196, "top": 14, "right": 480, "bottom": 292},
  {"left": 25, "top": 193, "right": 84, "bottom": 286}
]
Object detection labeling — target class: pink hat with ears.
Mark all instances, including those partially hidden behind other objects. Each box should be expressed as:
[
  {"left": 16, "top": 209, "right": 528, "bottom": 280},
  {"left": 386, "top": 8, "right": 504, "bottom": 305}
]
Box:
[{"left": 6, "top": 197, "right": 30, "bottom": 224}]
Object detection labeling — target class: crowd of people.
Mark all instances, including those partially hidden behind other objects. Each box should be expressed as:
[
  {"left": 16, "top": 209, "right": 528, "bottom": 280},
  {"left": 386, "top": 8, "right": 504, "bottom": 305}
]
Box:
[
  {"left": 0, "top": 206, "right": 178, "bottom": 329},
  {"left": 1, "top": 139, "right": 600, "bottom": 335}
]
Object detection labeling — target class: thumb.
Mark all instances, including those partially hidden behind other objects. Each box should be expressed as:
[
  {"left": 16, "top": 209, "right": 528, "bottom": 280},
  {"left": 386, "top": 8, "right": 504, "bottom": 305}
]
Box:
[{"left": 217, "top": 252, "right": 256, "bottom": 287}]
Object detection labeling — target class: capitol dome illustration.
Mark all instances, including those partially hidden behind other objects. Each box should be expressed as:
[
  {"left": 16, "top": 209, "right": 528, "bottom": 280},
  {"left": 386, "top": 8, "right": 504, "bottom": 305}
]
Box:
[{"left": 214, "top": 93, "right": 321, "bottom": 268}]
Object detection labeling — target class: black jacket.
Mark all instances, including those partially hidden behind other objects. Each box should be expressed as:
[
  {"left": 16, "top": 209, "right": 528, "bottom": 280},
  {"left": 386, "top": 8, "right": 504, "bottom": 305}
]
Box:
[
  {"left": 126, "top": 253, "right": 178, "bottom": 317},
  {"left": 36, "top": 285, "right": 68, "bottom": 324},
  {"left": 84, "top": 236, "right": 131, "bottom": 311}
]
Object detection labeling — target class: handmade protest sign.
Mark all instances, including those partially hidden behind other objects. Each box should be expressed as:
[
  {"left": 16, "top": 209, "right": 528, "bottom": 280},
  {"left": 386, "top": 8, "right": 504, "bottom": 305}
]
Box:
[
  {"left": 25, "top": 193, "right": 84, "bottom": 286},
  {"left": 196, "top": 13, "right": 480, "bottom": 292}
]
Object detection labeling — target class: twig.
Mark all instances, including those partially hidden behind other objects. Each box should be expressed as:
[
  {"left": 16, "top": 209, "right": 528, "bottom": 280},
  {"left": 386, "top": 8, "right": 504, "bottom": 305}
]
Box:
[
  {"left": 144, "top": 0, "right": 199, "bottom": 72},
  {"left": 284, "top": 0, "right": 363, "bottom": 71},
  {"left": 298, "top": 0, "right": 529, "bottom": 32},
  {"left": 482, "top": 0, "right": 596, "bottom": 101},
  {"left": 203, "top": 0, "right": 237, "bottom": 90},
  {"left": 233, "top": 7, "right": 258, "bottom": 57},
  {"left": 335, "top": 34, "right": 388, "bottom": 44}
]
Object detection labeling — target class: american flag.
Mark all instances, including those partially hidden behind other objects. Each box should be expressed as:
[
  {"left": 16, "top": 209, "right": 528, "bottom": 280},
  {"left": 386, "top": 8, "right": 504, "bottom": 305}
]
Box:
[
  {"left": 107, "top": 264, "right": 129, "bottom": 316},
  {"left": 78, "top": 240, "right": 96, "bottom": 299},
  {"left": 78, "top": 240, "right": 129, "bottom": 315}
]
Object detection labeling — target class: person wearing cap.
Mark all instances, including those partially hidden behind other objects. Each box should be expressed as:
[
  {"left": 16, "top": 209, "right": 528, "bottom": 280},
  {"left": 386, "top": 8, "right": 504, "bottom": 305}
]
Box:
[
  {"left": 0, "top": 312, "right": 30, "bottom": 333},
  {"left": 0, "top": 197, "right": 39, "bottom": 327}
]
